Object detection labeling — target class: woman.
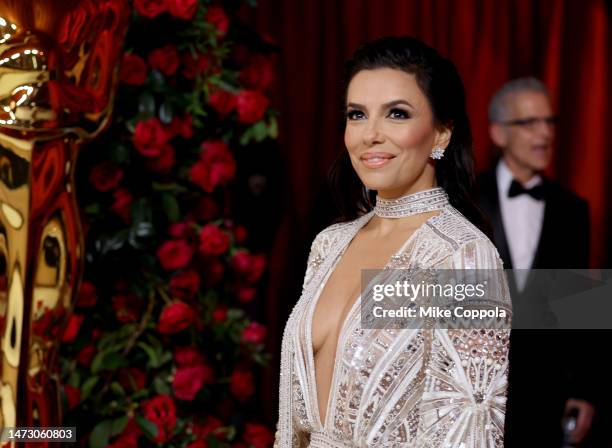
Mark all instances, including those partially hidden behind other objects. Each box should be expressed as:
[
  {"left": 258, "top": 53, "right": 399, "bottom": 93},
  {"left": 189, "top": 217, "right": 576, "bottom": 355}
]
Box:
[{"left": 276, "top": 36, "right": 511, "bottom": 447}]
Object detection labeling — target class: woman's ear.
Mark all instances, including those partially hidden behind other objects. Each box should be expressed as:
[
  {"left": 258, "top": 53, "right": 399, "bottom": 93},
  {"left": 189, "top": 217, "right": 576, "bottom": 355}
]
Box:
[{"left": 434, "top": 125, "right": 452, "bottom": 151}]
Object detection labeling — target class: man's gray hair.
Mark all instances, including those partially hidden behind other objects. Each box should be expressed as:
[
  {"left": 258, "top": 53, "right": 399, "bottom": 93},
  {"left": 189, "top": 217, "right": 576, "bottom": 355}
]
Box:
[{"left": 488, "top": 77, "right": 550, "bottom": 122}]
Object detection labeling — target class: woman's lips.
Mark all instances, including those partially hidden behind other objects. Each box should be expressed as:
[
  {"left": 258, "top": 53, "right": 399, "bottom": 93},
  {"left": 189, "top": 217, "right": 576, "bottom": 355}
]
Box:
[{"left": 360, "top": 152, "right": 396, "bottom": 168}]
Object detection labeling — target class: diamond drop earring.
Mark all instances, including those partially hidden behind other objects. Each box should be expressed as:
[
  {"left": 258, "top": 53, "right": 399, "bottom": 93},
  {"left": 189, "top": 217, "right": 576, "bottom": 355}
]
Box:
[{"left": 430, "top": 147, "right": 445, "bottom": 160}]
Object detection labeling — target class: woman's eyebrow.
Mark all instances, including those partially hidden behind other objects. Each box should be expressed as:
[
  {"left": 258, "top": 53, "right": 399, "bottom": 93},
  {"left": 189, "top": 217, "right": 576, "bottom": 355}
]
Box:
[{"left": 346, "top": 99, "right": 414, "bottom": 110}]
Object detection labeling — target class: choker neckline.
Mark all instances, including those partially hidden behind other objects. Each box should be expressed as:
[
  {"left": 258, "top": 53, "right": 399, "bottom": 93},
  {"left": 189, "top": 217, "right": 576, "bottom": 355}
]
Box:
[{"left": 373, "top": 187, "right": 449, "bottom": 218}]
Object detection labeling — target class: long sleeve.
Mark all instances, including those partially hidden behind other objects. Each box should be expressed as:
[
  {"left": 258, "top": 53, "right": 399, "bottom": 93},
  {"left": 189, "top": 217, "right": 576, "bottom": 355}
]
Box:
[{"left": 417, "top": 239, "right": 512, "bottom": 447}]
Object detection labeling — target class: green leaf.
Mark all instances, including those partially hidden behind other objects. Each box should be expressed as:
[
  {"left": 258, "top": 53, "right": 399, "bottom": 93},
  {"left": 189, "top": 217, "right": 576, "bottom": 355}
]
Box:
[
  {"left": 92, "top": 351, "right": 128, "bottom": 373},
  {"left": 153, "top": 376, "right": 171, "bottom": 395},
  {"left": 268, "top": 116, "right": 279, "bottom": 139},
  {"left": 109, "top": 144, "right": 131, "bottom": 165},
  {"left": 110, "top": 381, "right": 126, "bottom": 397},
  {"left": 161, "top": 193, "right": 180, "bottom": 222},
  {"left": 138, "top": 92, "right": 156, "bottom": 117},
  {"left": 227, "top": 308, "right": 244, "bottom": 320},
  {"left": 110, "top": 415, "right": 128, "bottom": 437},
  {"left": 252, "top": 121, "right": 267, "bottom": 142},
  {"left": 137, "top": 342, "right": 159, "bottom": 368},
  {"left": 90, "top": 420, "right": 113, "bottom": 448},
  {"left": 239, "top": 127, "right": 254, "bottom": 146},
  {"left": 68, "top": 369, "right": 81, "bottom": 388},
  {"left": 84, "top": 203, "right": 101, "bottom": 216},
  {"left": 81, "top": 376, "right": 99, "bottom": 401},
  {"left": 136, "top": 415, "right": 159, "bottom": 440}
]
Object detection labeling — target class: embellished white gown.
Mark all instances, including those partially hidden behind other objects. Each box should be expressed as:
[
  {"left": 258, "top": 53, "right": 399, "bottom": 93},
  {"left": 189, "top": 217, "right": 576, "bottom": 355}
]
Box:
[{"left": 275, "top": 188, "right": 512, "bottom": 447}]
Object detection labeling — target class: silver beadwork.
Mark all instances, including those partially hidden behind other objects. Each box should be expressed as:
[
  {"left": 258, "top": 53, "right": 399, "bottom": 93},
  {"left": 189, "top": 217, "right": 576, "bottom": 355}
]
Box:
[{"left": 374, "top": 187, "right": 449, "bottom": 219}]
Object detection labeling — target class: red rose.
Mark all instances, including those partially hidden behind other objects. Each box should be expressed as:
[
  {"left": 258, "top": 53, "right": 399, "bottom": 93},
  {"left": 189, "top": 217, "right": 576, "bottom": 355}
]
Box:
[
  {"left": 145, "top": 143, "right": 175, "bottom": 172},
  {"left": 168, "top": 222, "right": 190, "bottom": 238},
  {"left": 108, "top": 419, "right": 141, "bottom": 448},
  {"left": 236, "top": 90, "right": 269, "bottom": 124},
  {"left": 182, "top": 52, "right": 211, "bottom": 79},
  {"left": 166, "top": 114, "right": 194, "bottom": 139},
  {"left": 148, "top": 44, "right": 180, "bottom": 76},
  {"left": 204, "top": 259, "right": 225, "bottom": 287},
  {"left": 142, "top": 395, "right": 176, "bottom": 443},
  {"left": 231, "top": 252, "right": 266, "bottom": 284},
  {"left": 173, "top": 364, "right": 213, "bottom": 400},
  {"left": 134, "top": 0, "right": 167, "bottom": 18},
  {"left": 118, "top": 368, "right": 146, "bottom": 392},
  {"left": 157, "top": 240, "right": 194, "bottom": 271},
  {"left": 174, "top": 346, "right": 204, "bottom": 367},
  {"left": 233, "top": 225, "right": 247, "bottom": 243},
  {"left": 245, "top": 254, "right": 266, "bottom": 283},
  {"left": 112, "top": 293, "right": 144, "bottom": 323},
  {"left": 212, "top": 305, "right": 227, "bottom": 322},
  {"left": 236, "top": 287, "right": 256, "bottom": 304},
  {"left": 89, "top": 162, "right": 123, "bottom": 192},
  {"left": 64, "top": 384, "right": 80, "bottom": 410},
  {"left": 189, "top": 141, "right": 236, "bottom": 193},
  {"left": 132, "top": 118, "right": 169, "bottom": 157},
  {"left": 192, "top": 416, "right": 225, "bottom": 439},
  {"left": 61, "top": 314, "right": 84, "bottom": 343},
  {"left": 108, "top": 434, "right": 138, "bottom": 448},
  {"left": 187, "top": 441, "right": 208, "bottom": 448},
  {"left": 230, "top": 370, "right": 254, "bottom": 401},
  {"left": 166, "top": 0, "right": 198, "bottom": 20},
  {"left": 197, "top": 196, "right": 219, "bottom": 221},
  {"left": 199, "top": 225, "right": 230, "bottom": 256},
  {"left": 208, "top": 90, "right": 236, "bottom": 117},
  {"left": 169, "top": 269, "right": 200, "bottom": 299},
  {"left": 77, "top": 281, "right": 97, "bottom": 308},
  {"left": 158, "top": 301, "right": 194, "bottom": 334},
  {"left": 205, "top": 6, "right": 229, "bottom": 36},
  {"left": 243, "top": 423, "right": 274, "bottom": 448},
  {"left": 111, "top": 188, "right": 133, "bottom": 223},
  {"left": 239, "top": 55, "right": 274, "bottom": 92},
  {"left": 231, "top": 251, "right": 251, "bottom": 274},
  {"left": 242, "top": 322, "right": 266, "bottom": 344},
  {"left": 76, "top": 345, "right": 96, "bottom": 367},
  {"left": 119, "top": 53, "right": 148, "bottom": 86}
]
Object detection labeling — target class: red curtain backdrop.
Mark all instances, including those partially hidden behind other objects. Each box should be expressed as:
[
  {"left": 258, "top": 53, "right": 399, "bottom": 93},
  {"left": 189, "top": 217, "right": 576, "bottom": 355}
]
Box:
[{"left": 244, "top": 0, "right": 611, "bottom": 419}]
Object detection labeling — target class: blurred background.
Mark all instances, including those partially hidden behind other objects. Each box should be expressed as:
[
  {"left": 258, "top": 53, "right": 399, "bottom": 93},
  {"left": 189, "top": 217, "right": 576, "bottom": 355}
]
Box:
[{"left": 243, "top": 0, "right": 612, "bottom": 424}]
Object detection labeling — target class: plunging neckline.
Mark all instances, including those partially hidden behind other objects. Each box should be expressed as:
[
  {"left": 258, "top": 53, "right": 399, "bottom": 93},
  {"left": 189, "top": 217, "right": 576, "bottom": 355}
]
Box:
[{"left": 306, "top": 208, "right": 446, "bottom": 431}]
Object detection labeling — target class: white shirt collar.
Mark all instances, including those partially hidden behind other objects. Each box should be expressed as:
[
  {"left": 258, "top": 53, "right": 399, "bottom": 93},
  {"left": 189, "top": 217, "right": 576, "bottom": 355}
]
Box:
[{"left": 496, "top": 158, "right": 543, "bottom": 197}]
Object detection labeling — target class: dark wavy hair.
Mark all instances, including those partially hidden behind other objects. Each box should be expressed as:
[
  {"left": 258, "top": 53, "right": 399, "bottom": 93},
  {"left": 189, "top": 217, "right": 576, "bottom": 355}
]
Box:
[{"left": 329, "top": 36, "right": 488, "bottom": 233}]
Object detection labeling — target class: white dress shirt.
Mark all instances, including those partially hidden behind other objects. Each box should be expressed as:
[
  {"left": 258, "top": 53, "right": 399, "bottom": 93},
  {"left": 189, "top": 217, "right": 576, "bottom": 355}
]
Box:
[{"left": 496, "top": 159, "right": 545, "bottom": 290}]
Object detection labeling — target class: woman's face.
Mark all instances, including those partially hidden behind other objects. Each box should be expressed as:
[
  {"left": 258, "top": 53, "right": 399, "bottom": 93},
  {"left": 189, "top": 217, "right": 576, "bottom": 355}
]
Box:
[{"left": 344, "top": 68, "right": 450, "bottom": 199}]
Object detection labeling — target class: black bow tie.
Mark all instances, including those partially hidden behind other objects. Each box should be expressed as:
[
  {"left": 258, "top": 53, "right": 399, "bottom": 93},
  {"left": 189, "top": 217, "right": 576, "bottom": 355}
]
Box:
[{"left": 508, "top": 179, "right": 545, "bottom": 200}]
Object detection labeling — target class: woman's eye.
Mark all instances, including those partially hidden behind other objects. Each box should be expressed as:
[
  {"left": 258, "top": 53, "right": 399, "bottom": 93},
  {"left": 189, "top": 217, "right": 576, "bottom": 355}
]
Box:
[
  {"left": 388, "top": 108, "right": 410, "bottom": 119},
  {"left": 346, "top": 110, "right": 365, "bottom": 120}
]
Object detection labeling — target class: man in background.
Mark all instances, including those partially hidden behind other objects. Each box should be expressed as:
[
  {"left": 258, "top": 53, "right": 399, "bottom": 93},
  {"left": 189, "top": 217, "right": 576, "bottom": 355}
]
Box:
[{"left": 477, "top": 77, "right": 596, "bottom": 447}]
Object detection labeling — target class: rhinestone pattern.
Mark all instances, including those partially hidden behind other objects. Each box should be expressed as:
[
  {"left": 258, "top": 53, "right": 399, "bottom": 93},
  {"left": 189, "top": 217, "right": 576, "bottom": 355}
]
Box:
[{"left": 374, "top": 187, "right": 450, "bottom": 219}]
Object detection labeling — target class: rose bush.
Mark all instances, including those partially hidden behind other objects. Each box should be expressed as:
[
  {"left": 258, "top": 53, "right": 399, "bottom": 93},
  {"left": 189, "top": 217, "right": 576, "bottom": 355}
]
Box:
[{"left": 59, "top": 1, "right": 278, "bottom": 446}]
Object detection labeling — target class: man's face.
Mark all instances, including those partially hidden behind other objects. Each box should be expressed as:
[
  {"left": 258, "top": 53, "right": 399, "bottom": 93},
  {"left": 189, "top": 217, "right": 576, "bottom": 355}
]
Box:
[{"left": 491, "top": 91, "right": 555, "bottom": 173}]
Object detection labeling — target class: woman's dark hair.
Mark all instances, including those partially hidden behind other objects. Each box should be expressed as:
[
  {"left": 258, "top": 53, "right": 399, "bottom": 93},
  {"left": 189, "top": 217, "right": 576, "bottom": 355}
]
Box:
[{"left": 329, "top": 35, "right": 489, "bottom": 234}]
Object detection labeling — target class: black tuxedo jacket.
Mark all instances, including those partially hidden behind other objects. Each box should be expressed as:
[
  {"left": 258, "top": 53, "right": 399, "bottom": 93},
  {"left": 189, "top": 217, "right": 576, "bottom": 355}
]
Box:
[
  {"left": 476, "top": 169, "right": 589, "bottom": 270},
  {"left": 476, "top": 169, "right": 593, "bottom": 447}
]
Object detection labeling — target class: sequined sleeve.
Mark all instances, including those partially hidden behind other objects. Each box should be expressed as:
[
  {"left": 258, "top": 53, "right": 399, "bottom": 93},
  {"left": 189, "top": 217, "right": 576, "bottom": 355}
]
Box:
[{"left": 418, "top": 239, "right": 512, "bottom": 448}]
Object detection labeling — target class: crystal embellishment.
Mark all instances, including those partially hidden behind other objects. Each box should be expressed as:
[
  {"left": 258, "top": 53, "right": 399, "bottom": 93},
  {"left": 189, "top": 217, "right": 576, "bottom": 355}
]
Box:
[{"left": 373, "top": 187, "right": 450, "bottom": 219}]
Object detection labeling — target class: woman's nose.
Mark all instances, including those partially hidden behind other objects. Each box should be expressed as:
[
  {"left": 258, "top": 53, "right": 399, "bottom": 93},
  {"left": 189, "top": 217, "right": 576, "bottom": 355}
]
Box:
[{"left": 362, "top": 119, "right": 385, "bottom": 146}]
